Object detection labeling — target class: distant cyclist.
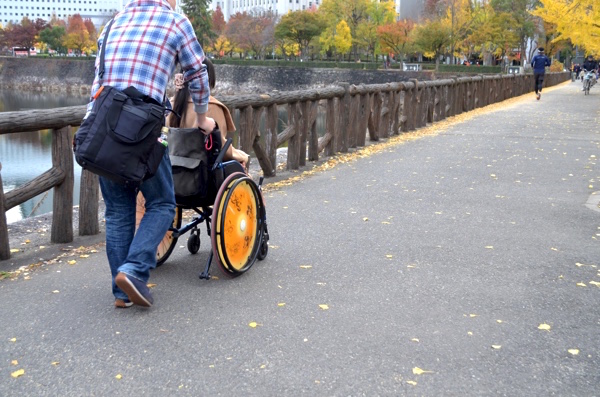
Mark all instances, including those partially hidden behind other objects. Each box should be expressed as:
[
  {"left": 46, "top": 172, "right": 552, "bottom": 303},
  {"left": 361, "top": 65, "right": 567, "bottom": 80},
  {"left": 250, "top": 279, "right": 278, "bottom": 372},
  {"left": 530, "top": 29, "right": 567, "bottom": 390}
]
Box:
[
  {"left": 581, "top": 55, "right": 598, "bottom": 91},
  {"left": 530, "top": 47, "right": 551, "bottom": 100}
]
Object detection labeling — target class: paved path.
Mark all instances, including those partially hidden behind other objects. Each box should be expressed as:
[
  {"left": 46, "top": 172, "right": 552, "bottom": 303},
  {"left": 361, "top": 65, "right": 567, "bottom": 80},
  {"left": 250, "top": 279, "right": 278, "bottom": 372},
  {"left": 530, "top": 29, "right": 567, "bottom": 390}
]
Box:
[{"left": 2, "top": 80, "right": 599, "bottom": 396}]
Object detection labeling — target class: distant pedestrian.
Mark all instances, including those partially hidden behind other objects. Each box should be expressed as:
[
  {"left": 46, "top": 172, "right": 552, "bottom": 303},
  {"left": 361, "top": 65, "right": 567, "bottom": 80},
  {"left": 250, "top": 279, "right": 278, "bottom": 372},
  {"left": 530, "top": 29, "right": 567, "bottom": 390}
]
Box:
[{"left": 530, "top": 47, "right": 551, "bottom": 100}]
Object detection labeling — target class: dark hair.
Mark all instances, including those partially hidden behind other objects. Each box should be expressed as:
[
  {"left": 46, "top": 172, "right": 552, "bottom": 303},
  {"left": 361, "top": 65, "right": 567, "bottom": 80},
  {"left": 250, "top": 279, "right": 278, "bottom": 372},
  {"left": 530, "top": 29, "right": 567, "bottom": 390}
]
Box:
[
  {"left": 538, "top": 47, "right": 544, "bottom": 53},
  {"left": 170, "top": 58, "right": 215, "bottom": 128}
]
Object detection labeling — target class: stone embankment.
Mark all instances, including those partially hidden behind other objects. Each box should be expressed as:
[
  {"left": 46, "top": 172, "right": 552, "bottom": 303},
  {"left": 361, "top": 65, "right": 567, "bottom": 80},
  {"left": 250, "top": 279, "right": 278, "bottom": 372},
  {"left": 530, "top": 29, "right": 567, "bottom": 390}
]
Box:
[{"left": 0, "top": 57, "right": 437, "bottom": 96}]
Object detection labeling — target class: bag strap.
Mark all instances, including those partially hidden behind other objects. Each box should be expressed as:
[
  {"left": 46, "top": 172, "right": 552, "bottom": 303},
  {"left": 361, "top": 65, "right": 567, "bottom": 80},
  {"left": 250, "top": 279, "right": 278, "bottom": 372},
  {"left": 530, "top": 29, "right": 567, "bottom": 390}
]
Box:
[{"left": 98, "top": 19, "right": 115, "bottom": 85}]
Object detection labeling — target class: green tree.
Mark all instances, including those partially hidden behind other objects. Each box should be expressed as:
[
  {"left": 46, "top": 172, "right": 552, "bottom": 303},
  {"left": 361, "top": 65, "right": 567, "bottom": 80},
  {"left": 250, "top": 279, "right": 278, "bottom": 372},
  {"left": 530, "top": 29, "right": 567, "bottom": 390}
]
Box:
[
  {"left": 180, "top": 0, "right": 215, "bottom": 48},
  {"left": 39, "top": 25, "right": 66, "bottom": 54},
  {"left": 275, "top": 10, "right": 325, "bottom": 60},
  {"left": 491, "top": 0, "right": 537, "bottom": 65},
  {"left": 412, "top": 19, "right": 452, "bottom": 71}
]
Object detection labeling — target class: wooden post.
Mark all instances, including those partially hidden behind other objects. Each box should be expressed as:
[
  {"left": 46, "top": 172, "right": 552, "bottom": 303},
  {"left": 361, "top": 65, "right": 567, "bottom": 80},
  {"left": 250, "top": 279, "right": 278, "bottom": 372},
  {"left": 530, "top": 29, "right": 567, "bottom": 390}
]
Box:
[
  {"left": 265, "top": 104, "right": 278, "bottom": 175},
  {"left": 339, "top": 83, "right": 350, "bottom": 153},
  {"left": 299, "top": 101, "right": 310, "bottom": 167},
  {"left": 307, "top": 101, "right": 319, "bottom": 162},
  {"left": 370, "top": 91, "right": 382, "bottom": 140},
  {"left": 349, "top": 94, "right": 360, "bottom": 148},
  {"left": 287, "top": 102, "right": 301, "bottom": 170},
  {"left": 401, "top": 83, "right": 414, "bottom": 132},
  {"left": 358, "top": 93, "right": 370, "bottom": 145},
  {"left": 0, "top": 162, "right": 9, "bottom": 260},
  {"left": 51, "top": 126, "right": 73, "bottom": 244},
  {"left": 325, "top": 98, "right": 337, "bottom": 157},
  {"left": 79, "top": 170, "right": 99, "bottom": 236}
]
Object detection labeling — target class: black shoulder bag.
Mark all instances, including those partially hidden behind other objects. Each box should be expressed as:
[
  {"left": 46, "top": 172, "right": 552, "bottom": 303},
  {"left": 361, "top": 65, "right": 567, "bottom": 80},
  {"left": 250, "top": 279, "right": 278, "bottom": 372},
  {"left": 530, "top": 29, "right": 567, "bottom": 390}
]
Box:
[{"left": 73, "top": 19, "right": 167, "bottom": 187}]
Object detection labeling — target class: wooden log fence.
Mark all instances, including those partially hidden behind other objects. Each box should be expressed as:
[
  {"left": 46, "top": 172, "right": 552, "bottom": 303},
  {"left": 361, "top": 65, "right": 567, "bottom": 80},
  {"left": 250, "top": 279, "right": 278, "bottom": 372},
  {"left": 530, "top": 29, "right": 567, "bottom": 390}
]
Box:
[{"left": 0, "top": 72, "right": 570, "bottom": 260}]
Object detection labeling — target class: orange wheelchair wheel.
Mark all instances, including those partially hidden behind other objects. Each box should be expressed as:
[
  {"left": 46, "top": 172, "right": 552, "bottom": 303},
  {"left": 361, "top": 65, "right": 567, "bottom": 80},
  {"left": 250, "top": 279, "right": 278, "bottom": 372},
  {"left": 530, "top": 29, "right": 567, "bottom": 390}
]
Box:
[
  {"left": 211, "top": 172, "right": 263, "bottom": 276},
  {"left": 136, "top": 192, "right": 182, "bottom": 266}
]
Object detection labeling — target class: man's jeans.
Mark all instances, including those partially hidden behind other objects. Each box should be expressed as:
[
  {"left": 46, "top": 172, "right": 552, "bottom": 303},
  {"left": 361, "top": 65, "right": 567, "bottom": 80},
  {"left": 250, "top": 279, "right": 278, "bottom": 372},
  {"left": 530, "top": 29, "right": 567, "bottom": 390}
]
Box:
[{"left": 99, "top": 151, "right": 176, "bottom": 300}]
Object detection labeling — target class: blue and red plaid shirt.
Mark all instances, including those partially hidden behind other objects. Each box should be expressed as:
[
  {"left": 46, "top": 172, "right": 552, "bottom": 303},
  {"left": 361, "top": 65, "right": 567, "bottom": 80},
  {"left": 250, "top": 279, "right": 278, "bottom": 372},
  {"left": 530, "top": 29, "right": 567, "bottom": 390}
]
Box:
[{"left": 88, "top": 0, "right": 209, "bottom": 114}]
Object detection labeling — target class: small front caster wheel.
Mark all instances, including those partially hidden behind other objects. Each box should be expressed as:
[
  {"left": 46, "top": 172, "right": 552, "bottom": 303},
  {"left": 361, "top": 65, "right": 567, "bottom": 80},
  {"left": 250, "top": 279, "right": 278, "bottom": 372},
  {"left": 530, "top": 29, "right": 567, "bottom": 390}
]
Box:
[
  {"left": 257, "top": 233, "right": 269, "bottom": 261},
  {"left": 187, "top": 232, "right": 200, "bottom": 254}
]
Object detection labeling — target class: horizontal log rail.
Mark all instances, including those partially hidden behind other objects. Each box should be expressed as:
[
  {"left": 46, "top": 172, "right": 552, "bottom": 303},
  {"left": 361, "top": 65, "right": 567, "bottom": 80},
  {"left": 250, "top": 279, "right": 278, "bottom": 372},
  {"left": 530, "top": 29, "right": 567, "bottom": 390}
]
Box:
[{"left": 0, "top": 72, "right": 570, "bottom": 260}]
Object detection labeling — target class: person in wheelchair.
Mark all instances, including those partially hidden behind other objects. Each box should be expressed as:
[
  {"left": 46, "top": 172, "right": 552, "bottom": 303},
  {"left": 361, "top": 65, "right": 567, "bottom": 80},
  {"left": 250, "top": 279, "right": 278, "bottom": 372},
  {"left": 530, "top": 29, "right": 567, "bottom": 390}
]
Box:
[{"left": 168, "top": 58, "right": 250, "bottom": 172}]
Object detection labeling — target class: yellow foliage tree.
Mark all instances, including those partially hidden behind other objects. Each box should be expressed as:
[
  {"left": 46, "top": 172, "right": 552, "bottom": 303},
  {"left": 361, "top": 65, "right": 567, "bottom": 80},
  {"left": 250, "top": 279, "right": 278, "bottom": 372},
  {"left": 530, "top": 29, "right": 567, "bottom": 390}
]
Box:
[{"left": 532, "top": 0, "right": 600, "bottom": 54}]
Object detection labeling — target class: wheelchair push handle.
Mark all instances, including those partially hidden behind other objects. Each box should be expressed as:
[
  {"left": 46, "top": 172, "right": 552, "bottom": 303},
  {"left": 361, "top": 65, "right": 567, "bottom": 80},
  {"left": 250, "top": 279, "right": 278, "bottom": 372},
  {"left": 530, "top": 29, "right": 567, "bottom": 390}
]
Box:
[{"left": 212, "top": 138, "right": 232, "bottom": 171}]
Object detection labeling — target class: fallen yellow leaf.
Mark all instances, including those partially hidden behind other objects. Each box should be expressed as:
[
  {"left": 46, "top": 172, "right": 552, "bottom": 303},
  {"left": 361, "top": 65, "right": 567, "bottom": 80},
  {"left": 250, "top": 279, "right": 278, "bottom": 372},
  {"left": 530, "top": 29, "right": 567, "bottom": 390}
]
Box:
[
  {"left": 363, "top": 217, "right": 369, "bottom": 221},
  {"left": 491, "top": 345, "right": 502, "bottom": 350},
  {"left": 589, "top": 281, "right": 600, "bottom": 287},
  {"left": 11, "top": 360, "right": 18, "bottom": 365},
  {"left": 115, "top": 374, "right": 122, "bottom": 380},
  {"left": 412, "top": 367, "right": 434, "bottom": 375},
  {"left": 568, "top": 349, "right": 580, "bottom": 356},
  {"left": 576, "top": 282, "right": 587, "bottom": 287},
  {"left": 10, "top": 338, "right": 16, "bottom": 342},
  {"left": 550, "top": 247, "right": 558, "bottom": 251},
  {"left": 406, "top": 380, "right": 417, "bottom": 386},
  {"left": 386, "top": 255, "right": 393, "bottom": 259},
  {"left": 52, "top": 290, "right": 60, "bottom": 294},
  {"left": 10, "top": 249, "right": 19, "bottom": 253},
  {"left": 67, "top": 260, "right": 76, "bottom": 265},
  {"left": 79, "top": 254, "right": 89, "bottom": 258},
  {"left": 25, "top": 240, "right": 30, "bottom": 244},
  {"left": 469, "top": 314, "right": 478, "bottom": 318},
  {"left": 318, "top": 304, "right": 329, "bottom": 310},
  {"left": 11, "top": 369, "right": 25, "bottom": 378},
  {"left": 277, "top": 303, "right": 286, "bottom": 307},
  {"left": 467, "top": 331, "right": 473, "bottom": 336},
  {"left": 299, "top": 265, "right": 312, "bottom": 269},
  {"left": 538, "top": 323, "right": 551, "bottom": 331},
  {"left": 496, "top": 320, "right": 503, "bottom": 323},
  {"left": 411, "top": 338, "right": 419, "bottom": 343},
  {"left": 147, "top": 283, "right": 157, "bottom": 288},
  {"left": 51, "top": 361, "right": 60, "bottom": 366},
  {"left": 248, "top": 322, "right": 258, "bottom": 328}
]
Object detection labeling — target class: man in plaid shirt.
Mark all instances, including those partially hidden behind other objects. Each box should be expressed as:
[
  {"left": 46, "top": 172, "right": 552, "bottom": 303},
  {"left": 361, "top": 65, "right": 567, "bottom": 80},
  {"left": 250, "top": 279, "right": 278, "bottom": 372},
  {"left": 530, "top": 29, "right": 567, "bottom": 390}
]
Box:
[{"left": 89, "top": 0, "right": 215, "bottom": 309}]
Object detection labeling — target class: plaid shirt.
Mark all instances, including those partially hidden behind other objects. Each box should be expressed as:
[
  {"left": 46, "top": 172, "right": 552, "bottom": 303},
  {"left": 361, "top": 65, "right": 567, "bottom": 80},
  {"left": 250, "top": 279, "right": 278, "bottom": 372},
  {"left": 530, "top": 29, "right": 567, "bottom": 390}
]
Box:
[{"left": 88, "top": 0, "right": 209, "bottom": 114}]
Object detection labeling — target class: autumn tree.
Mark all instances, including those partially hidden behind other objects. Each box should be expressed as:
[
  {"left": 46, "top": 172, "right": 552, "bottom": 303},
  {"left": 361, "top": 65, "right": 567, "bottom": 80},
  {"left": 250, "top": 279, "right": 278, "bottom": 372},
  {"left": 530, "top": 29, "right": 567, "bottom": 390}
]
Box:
[
  {"left": 212, "top": 5, "right": 227, "bottom": 37},
  {"left": 226, "top": 12, "right": 254, "bottom": 57},
  {"left": 63, "top": 14, "right": 93, "bottom": 55},
  {"left": 377, "top": 19, "right": 415, "bottom": 67},
  {"left": 355, "top": 0, "right": 396, "bottom": 61},
  {"left": 275, "top": 10, "right": 325, "bottom": 60},
  {"left": 531, "top": 0, "right": 600, "bottom": 55},
  {"left": 320, "top": 19, "right": 352, "bottom": 60},
  {"left": 412, "top": 19, "right": 452, "bottom": 70},
  {"left": 319, "top": 0, "right": 370, "bottom": 59},
  {"left": 181, "top": 0, "right": 215, "bottom": 47},
  {"left": 5, "top": 17, "right": 47, "bottom": 55}
]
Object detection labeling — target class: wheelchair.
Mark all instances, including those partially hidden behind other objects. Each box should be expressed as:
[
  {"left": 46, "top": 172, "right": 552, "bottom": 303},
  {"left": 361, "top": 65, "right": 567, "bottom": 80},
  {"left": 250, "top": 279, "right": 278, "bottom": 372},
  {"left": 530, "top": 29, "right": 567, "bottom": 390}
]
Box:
[{"left": 135, "top": 129, "right": 269, "bottom": 279}]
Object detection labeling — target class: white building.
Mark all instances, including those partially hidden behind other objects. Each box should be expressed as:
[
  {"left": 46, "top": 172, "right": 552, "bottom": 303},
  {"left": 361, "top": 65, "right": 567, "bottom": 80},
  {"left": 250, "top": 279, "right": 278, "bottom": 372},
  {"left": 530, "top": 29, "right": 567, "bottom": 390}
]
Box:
[
  {"left": 0, "top": 0, "right": 125, "bottom": 28},
  {"left": 209, "top": 0, "right": 424, "bottom": 22}
]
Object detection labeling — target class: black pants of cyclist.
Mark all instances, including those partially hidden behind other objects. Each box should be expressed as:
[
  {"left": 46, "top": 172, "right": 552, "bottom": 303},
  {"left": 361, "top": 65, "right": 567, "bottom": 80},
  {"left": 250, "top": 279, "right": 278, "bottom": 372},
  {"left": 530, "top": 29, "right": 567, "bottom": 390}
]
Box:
[{"left": 534, "top": 72, "right": 545, "bottom": 94}]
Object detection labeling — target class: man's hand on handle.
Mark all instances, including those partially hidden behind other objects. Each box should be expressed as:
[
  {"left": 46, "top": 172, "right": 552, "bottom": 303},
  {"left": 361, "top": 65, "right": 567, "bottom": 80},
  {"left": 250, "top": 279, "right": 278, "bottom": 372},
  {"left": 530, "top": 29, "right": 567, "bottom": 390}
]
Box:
[{"left": 196, "top": 113, "right": 216, "bottom": 135}]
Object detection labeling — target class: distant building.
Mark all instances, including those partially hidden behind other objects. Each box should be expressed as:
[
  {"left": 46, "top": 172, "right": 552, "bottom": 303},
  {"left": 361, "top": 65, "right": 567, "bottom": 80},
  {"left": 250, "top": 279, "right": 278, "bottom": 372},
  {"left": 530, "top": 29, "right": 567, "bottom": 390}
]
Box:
[{"left": 0, "top": 0, "right": 124, "bottom": 28}]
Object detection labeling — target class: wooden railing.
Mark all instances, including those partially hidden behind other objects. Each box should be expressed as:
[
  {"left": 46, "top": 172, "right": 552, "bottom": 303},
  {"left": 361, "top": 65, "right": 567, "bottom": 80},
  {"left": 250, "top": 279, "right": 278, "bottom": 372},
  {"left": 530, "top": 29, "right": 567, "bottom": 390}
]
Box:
[{"left": 0, "top": 72, "right": 570, "bottom": 260}]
